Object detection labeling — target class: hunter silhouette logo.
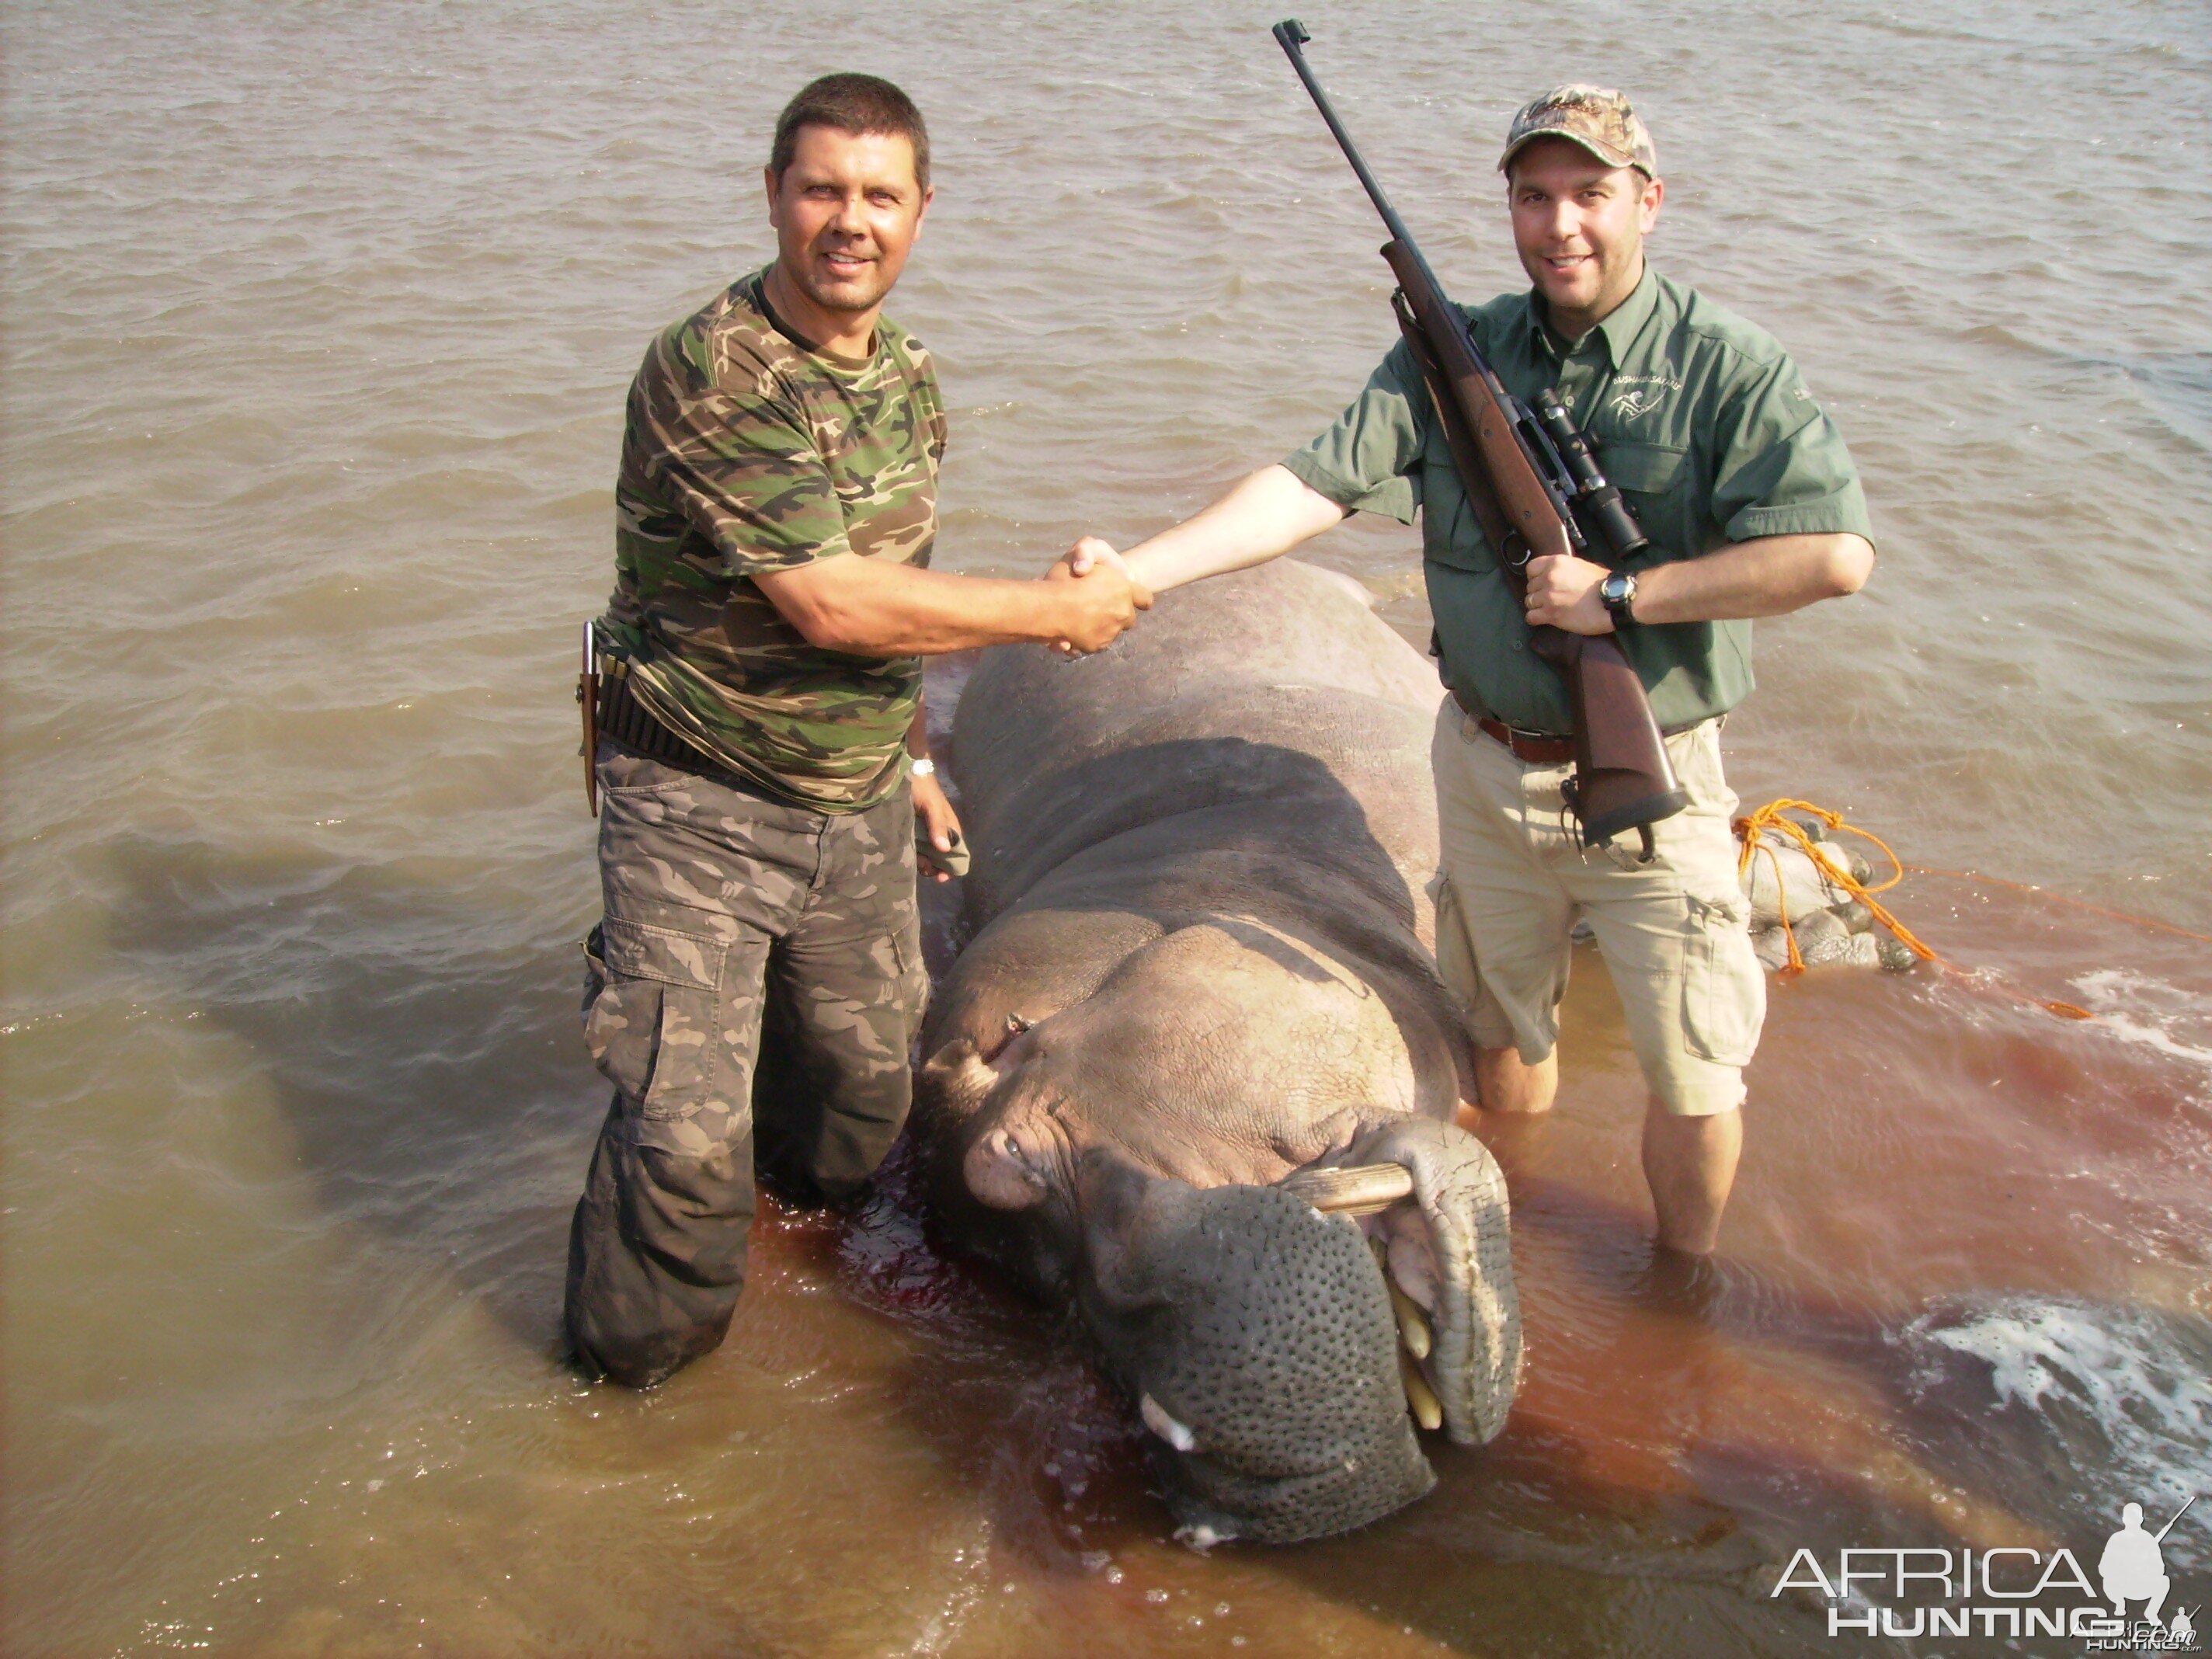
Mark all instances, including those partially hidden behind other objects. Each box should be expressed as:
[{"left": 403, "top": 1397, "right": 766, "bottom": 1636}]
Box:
[
  {"left": 1609, "top": 387, "right": 1664, "bottom": 419},
  {"left": 2101, "top": 1498, "right": 2195, "bottom": 1630}
]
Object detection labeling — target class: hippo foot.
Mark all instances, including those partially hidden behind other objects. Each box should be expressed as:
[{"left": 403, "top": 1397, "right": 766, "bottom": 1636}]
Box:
[{"left": 1751, "top": 903, "right": 1918, "bottom": 973}]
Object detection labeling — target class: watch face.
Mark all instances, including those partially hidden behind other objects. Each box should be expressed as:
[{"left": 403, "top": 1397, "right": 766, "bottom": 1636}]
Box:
[{"left": 1602, "top": 573, "right": 1631, "bottom": 602}]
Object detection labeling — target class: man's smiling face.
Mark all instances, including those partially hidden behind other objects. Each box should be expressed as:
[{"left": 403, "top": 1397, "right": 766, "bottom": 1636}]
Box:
[
  {"left": 1507, "top": 136, "right": 1662, "bottom": 335},
  {"left": 765, "top": 124, "right": 931, "bottom": 322}
]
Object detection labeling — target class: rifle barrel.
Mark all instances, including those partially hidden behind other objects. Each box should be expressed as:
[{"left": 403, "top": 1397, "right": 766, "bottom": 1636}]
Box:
[
  {"left": 2156, "top": 1495, "right": 2196, "bottom": 1543},
  {"left": 1271, "top": 21, "right": 1445, "bottom": 292}
]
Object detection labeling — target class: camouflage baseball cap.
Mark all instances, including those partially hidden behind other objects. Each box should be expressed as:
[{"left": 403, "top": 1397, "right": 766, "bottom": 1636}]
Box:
[{"left": 1497, "top": 85, "right": 1657, "bottom": 177}]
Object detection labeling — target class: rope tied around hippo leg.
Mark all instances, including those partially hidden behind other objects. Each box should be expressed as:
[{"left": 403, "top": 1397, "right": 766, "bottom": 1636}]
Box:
[
  {"left": 1733, "top": 798, "right": 2093, "bottom": 1021},
  {"left": 1735, "top": 798, "right": 1929, "bottom": 973}
]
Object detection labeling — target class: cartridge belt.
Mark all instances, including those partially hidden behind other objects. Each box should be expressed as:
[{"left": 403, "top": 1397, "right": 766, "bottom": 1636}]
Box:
[{"left": 596, "top": 666, "right": 722, "bottom": 774}]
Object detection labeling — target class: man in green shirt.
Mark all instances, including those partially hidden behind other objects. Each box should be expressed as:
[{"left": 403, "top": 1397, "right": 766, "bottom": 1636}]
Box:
[
  {"left": 567, "top": 74, "right": 1145, "bottom": 1388},
  {"left": 1069, "top": 86, "right": 1873, "bottom": 1257}
]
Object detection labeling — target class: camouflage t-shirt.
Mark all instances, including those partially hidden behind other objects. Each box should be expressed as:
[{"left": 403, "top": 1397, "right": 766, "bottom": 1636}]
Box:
[{"left": 600, "top": 269, "right": 947, "bottom": 811}]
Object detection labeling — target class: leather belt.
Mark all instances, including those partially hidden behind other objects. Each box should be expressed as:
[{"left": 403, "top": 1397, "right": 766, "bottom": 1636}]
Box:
[
  {"left": 1454, "top": 693, "right": 1711, "bottom": 763},
  {"left": 1475, "top": 714, "right": 1577, "bottom": 764}
]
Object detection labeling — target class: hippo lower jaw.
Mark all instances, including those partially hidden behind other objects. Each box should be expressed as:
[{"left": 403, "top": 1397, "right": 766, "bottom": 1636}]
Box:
[{"left": 1069, "top": 1121, "right": 1522, "bottom": 1545}]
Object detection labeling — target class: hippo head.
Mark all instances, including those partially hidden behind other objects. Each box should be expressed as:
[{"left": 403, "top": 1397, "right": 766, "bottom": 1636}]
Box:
[
  {"left": 1070, "top": 1149, "right": 1435, "bottom": 1542},
  {"left": 919, "top": 923, "right": 1522, "bottom": 1546}
]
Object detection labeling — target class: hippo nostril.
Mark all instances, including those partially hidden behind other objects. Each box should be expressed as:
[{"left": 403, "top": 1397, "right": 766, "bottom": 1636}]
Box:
[{"left": 1140, "top": 1393, "right": 1199, "bottom": 1452}]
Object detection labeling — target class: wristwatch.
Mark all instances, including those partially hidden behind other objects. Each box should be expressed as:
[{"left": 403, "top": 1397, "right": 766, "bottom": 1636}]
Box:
[
  {"left": 1598, "top": 569, "right": 1640, "bottom": 627},
  {"left": 909, "top": 757, "right": 937, "bottom": 778}
]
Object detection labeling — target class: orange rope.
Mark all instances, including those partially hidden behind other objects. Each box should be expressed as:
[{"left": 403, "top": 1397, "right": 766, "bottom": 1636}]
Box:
[
  {"left": 1734, "top": 800, "right": 2093, "bottom": 1021},
  {"left": 1902, "top": 864, "right": 2212, "bottom": 948}
]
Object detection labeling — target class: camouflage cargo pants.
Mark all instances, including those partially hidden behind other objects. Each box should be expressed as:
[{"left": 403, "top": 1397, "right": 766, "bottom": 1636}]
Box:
[{"left": 563, "top": 741, "right": 928, "bottom": 1388}]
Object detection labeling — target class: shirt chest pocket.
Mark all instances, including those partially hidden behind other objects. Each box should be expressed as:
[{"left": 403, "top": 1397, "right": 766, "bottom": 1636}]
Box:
[{"left": 1591, "top": 439, "right": 1691, "bottom": 558}]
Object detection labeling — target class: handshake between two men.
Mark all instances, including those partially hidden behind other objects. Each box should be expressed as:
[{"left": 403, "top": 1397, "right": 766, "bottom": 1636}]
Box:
[
  {"left": 1046, "top": 457, "right": 1682, "bottom": 656},
  {"left": 1040, "top": 461, "right": 1355, "bottom": 657}
]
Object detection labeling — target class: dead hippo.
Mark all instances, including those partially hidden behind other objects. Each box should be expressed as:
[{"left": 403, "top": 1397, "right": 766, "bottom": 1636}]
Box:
[{"left": 913, "top": 558, "right": 1522, "bottom": 1546}]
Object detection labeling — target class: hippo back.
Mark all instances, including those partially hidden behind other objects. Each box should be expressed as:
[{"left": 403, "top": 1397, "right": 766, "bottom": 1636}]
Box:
[{"left": 951, "top": 559, "right": 1447, "bottom": 945}]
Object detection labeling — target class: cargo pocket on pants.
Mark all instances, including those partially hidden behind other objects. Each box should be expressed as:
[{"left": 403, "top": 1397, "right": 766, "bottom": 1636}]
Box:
[
  {"left": 1427, "top": 871, "right": 1483, "bottom": 1012},
  {"left": 581, "top": 915, "right": 727, "bottom": 1121},
  {"left": 1679, "top": 891, "right": 1764, "bottom": 1066}
]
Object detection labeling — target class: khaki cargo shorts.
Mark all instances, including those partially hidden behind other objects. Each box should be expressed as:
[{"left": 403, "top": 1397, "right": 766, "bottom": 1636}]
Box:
[{"left": 1429, "top": 700, "right": 1764, "bottom": 1117}]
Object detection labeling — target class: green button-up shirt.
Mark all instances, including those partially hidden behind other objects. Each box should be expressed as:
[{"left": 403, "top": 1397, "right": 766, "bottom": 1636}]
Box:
[{"left": 1283, "top": 267, "right": 1874, "bottom": 733}]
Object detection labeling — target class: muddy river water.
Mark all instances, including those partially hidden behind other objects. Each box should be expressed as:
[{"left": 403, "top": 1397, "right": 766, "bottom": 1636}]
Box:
[{"left": 5, "top": 2, "right": 2210, "bottom": 1654}]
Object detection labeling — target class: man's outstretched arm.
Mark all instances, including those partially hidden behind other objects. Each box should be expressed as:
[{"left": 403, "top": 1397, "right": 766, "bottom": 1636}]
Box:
[
  {"left": 1074, "top": 464, "right": 1350, "bottom": 596},
  {"left": 756, "top": 554, "right": 1143, "bottom": 656}
]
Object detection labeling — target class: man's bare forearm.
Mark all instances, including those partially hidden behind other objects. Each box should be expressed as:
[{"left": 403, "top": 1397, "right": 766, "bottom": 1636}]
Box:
[
  {"left": 1630, "top": 532, "right": 1873, "bottom": 624},
  {"left": 1120, "top": 465, "right": 1350, "bottom": 594},
  {"left": 755, "top": 555, "right": 1133, "bottom": 656}
]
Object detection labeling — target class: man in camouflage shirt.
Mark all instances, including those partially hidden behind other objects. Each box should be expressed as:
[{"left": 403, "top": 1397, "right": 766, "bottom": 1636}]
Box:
[
  {"left": 567, "top": 74, "right": 1143, "bottom": 1389},
  {"left": 1068, "top": 87, "right": 1875, "bottom": 1259}
]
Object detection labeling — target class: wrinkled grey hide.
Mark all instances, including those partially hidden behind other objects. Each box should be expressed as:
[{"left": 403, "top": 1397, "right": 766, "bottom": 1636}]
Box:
[
  {"left": 1739, "top": 829, "right": 1917, "bottom": 971},
  {"left": 915, "top": 559, "right": 1522, "bottom": 1546}
]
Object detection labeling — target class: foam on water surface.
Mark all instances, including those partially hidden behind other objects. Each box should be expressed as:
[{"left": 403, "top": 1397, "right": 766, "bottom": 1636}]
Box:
[
  {"left": 1901, "top": 1293, "right": 2212, "bottom": 1568},
  {"left": 2074, "top": 969, "right": 2212, "bottom": 1073}
]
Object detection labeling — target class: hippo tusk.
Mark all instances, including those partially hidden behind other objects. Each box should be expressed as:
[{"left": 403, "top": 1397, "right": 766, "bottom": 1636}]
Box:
[
  {"left": 1278, "top": 1161, "right": 1414, "bottom": 1216},
  {"left": 1387, "top": 1277, "right": 1433, "bottom": 1361},
  {"left": 1140, "top": 1392, "right": 1199, "bottom": 1452},
  {"left": 1398, "top": 1349, "right": 1444, "bottom": 1432},
  {"left": 1365, "top": 1236, "right": 1433, "bottom": 1360}
]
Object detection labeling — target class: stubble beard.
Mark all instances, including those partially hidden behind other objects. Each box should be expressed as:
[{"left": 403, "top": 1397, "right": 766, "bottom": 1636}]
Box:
[
  {"left": 1533, "top": 238, "right": 1641, "bottom": 330},
  {"left": 786, "top": 242, "right": 893, "bottom": 323}
]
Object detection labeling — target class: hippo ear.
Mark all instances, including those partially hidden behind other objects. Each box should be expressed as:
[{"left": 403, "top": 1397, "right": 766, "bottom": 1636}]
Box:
[
  {"left": 916, "top": 1036, "right": 999, "bottom": 1122},
  {"left": 1335, "top": 1118, "right": 1522, "bottom": 1447}
]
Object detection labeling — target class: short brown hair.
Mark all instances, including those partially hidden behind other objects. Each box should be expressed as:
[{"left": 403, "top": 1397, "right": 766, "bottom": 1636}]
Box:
[{"left": 769, "top": 74, "right": 930, "bottom": 193}]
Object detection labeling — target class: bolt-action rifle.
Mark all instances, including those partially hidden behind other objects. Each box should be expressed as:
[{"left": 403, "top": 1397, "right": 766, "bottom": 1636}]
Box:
[{"left": 1274, "top": 20, "right": 1687, "bottom": 853}]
